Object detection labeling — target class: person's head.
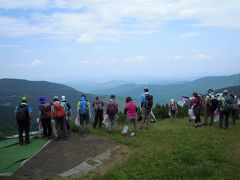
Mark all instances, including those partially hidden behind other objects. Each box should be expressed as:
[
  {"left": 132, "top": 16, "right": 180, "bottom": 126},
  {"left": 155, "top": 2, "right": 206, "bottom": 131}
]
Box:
[
  {"left": 223, "top": 89, "right": 228, "bottom": 96},
  {"left": 144, "top": 87, "right": 149, "bottom": 92},
  {"left": 208, "top": 89, "right": 214, "bottom": 96},
  {"left": 110, "top": 94, "right": 116, "bottom": 100},
  {"left": 21, "top": 96, "right": 27, "bottom": 103},
  {"left": 53, "top": 96, "right": 59, "bottom": 101},
  {"left": 39, "top": 96, "right": 46, "bottom": 104},
  {"left": 192, "top": 92, "right": 198, "bottom": 98},
  {"left": 126, "top": 96, "right": 132, "bottom": 103},
  {"left": 95, "top": 96, "right": 99, "bottom": 100},
  {"left": 61, "top": 95, "right": 66, "bottom": 102},
  {"left": 170, "top": 99, "right": 175, "bottom": 103}
]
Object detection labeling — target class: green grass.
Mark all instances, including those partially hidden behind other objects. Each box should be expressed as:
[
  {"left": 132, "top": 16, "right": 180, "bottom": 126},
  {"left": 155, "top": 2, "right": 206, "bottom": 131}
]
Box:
[
  {"left": 91, "top": 119, "right": 240, "bottom": 180},
  {"left": 0, "top": 137, "right": 47, "bottom": 173}
]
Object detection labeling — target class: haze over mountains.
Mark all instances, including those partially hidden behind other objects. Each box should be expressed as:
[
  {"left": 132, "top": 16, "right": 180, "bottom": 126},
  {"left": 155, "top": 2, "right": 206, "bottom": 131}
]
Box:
[{"left": 1, "top": 73, "right": 240, "bottom": 135}]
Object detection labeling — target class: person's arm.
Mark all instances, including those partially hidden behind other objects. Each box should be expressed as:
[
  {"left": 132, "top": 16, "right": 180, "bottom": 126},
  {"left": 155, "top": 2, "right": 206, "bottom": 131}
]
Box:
[{"left": 28, "top": 106, "right": 33, "bottom": 123}]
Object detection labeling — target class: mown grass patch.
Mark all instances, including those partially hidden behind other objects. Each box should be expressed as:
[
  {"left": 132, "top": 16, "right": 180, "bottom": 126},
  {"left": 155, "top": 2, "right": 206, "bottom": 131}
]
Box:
[{"left": 90, "top": 118, "right": 240, "bottom": 179}]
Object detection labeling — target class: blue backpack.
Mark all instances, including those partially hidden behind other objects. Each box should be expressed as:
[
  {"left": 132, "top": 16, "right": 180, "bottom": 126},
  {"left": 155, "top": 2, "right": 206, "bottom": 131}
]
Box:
[{"left": 79, "top": 99, "right": 89, "bottom": 115}]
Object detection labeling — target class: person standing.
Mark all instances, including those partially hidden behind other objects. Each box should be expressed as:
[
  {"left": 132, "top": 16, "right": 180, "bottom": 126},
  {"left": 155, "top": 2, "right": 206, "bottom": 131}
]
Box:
[
  {"left": 106, "top": 95, "right": 118, "bottom": 133},
  {"left": 140, "top": 87, "right": 153, "bottom": 129},
  {"left": 204, "top": 89, "right": 215, "bottom": 125},
  {"left": 124, "top": 96, "right": 138, "bottom": 134},
  {"left": 15, "top": 96, "right": 32, "bottom": 145},
  {"left": 168, "top": 99, "right": 178, "bottom": 119},
  {"left": 191, "top": 92, "right": 202, "bottom": 128},
  {"left": 38, "top": 96, "right": 52, "bottom": 139},
  {"left": 61, "top": 96, "right": 72, "bottom": 135},
  {"left": 77, "top": 94, "right": 91, "bottom": 134},
  {"left": 92, "top": 96, "right": 104, "bottom": 129}
]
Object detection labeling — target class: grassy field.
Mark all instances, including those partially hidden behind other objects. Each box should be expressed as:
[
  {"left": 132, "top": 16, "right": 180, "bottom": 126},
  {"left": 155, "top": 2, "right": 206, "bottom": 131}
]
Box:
[{"left": 91, "top": 118, "right": 240, "bottom": 179}]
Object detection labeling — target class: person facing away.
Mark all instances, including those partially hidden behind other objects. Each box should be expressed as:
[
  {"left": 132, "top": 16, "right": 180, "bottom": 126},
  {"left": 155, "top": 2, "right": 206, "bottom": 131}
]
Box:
[
  {"left": 124, "top": 96, "right": 138, "bottom": 133},
  {"left": 77, "top": 94, "right": 91, "bottom": 134},
  {"left": 51, "top": 96, "right": 68, "bottom": 140},
  {"left": 219, "top": 90, "right": 233, "bottom": 129},
  {"left": 38, "top": 96, "right": 52, "bottom": 139},
  {"left": 139, "top": 87, "right": 153, "bottom": 129},
  {"left": 61, "top": 95, "right": 72, "bottom": 135},
  {"left": 204, "top": 89, "right": 215, "bottom": 126},
  {"left": 190, "top": 92, "right": 202, "bottom": 128},
  {"left": 231, "top": 94, "right": 238, "bottom": 124},
  {"left": 106, "top": 94, "right": 119, "bottom": 133},
  {"left": 92, "top": 96, "right": 104, "bottom": 129},
  {"left": 14, "top": 96, "right": 32, "bottom": 145},
  {"left": 168, "top": 99, "right": 178, "bottom": 119}
]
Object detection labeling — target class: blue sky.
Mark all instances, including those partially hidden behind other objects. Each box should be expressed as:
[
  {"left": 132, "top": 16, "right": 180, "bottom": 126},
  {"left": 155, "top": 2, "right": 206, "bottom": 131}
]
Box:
[{"left": 0, "top": 0, "right": 240, "bottom": 83}]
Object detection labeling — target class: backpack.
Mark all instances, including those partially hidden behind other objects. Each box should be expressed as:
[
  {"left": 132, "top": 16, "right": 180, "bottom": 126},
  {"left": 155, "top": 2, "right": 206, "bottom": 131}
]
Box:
[
  {"left": 16, "top": 104, "right": 29, "bottom": 122},
  {"left": 79, "top": 99, "right": 89, "bottom": 116},
  {"left": 144, "top": 94, "right": 153, "bottom": 110},
  {"left": 52, "top": 102, "right": 66, "bottom": 119},
  {"left": 225, "top": 95, "right": 233, "bottom": 112},
  {"left": 40, "top": 103, "right": 51, "bottom": 119},
  {"left": 196, "top": 94, "right": 204, "bottom": 109},
  {"left": 169, "top": 102, "right": 177, "bottom": 111},
  {"left": 210, "top": 98, "right": 219, "bottom": 112},
  {"left": 93, "top": 100, "right": 102, "bottom": 112},
  {"left": 108, "top": 100, "right": 117, "bottom": 116}
]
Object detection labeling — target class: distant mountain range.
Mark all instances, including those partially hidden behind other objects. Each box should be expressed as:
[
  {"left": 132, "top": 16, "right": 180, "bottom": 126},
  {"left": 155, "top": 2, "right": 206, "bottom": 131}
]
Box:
[{"left": 67, "top": 73, "right": 240, "bottom": 104}]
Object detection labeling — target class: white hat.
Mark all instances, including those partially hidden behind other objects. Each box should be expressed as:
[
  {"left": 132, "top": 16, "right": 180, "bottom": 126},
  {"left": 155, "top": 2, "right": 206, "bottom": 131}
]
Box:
[{"left": 61, "top": 95, "right": 66, "bottom": 101}]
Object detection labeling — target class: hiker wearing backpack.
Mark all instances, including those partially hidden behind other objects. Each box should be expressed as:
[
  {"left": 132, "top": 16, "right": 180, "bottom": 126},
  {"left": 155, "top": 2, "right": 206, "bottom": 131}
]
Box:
[
  {"left": 191, "top": 92, "right": 203, "bottom": 128},
  {"left": 106, "top": 94, "right": 119, "bottom": 133},
  {"left": 61, "top": 96, "right": 72, "bottom": 135},
  {"left": 203, "top": 89, "right": 215, "bottom": 126},
  {"left": 140, "top": 87, "right": 153, "bottom": 129},
  {"left": 231, "top": 95, "right": 238, "bottom": 124},
  {"left": 14, "top": 96, "right": 32, "bottom": 145},
  {"left": 77, "top": 94, "right": 91, "bottom": 134},
  {"left": 51, "top": 96, "right": 68, "bottom": 140},
  {"left": 92, "top": 96, "right": 104, "bottom": 129},
  {"left": 124, "top": 96, "right": 138, "bottom": 134},
  {"left": 38, "top": 96, "right": 52, "bottom": 139},
  {"left": 168, "top": 99, "right": 178, "bottom": 119},
  {"left": 219, "top": 90, "right": 233, "bottom": 129}
]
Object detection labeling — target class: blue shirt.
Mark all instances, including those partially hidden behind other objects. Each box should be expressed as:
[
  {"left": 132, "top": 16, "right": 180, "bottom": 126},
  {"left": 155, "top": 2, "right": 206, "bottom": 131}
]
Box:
[
  {"left": 140, "top": 92, "right": 149, "bottom": 103},
  {"left": 14, "top": 103, "right": 33, "bottom": 113}
]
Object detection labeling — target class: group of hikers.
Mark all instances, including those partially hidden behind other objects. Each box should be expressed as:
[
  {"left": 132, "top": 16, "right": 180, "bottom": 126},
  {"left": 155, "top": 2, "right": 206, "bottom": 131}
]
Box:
[
  {"left": 167, "top": 89, "right": 239, "bottom": 128},
  {"left": 14, "top": 87, "right": 154, "bottom": 145},
  {"left": 14, "top": 87, "right": 238, "bottom": 145}
]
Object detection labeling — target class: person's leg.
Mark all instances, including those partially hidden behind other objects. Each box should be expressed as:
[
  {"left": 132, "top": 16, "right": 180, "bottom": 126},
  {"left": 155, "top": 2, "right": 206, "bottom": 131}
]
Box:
[
  {"left": 93, "top": 113, "right": 98, "bottom": 129},
  {"left": 99, "top": 112, "right": 103, "bottom": 128},
  {"left": 225, "top": 111, "right": 230, "bottom": 129},
  {"left": 25, "top": 121, "right": 30, "bottom": 144},
  {"left": 79, "top": 116, "right": 84, "bottom": 134},
  {"left": 55, "top": 119, "right": 62, "bottom": 139},
  {"left": 18, "top": 121, "right": 24, "bottom": 145},
  {"left": 41, "top": 118, "right": 47, "bottom": 138},
  {"left": 62, "top": 118, "right": 68, "bottom": 139}
]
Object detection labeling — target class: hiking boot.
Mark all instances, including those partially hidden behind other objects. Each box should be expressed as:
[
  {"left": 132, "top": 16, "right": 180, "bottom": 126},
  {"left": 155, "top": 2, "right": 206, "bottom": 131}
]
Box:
[
  {"left": 194, "top": 124, "right": 198, "bottom": 128},
  {"left": 25, "top": 142, "right": 31, "bottom": 145}
]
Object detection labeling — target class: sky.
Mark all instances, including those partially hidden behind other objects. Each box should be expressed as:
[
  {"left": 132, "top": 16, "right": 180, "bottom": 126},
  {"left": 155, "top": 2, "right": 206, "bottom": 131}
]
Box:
[{"left": 0, "top": 0, "right": 240, "bottom": 83}]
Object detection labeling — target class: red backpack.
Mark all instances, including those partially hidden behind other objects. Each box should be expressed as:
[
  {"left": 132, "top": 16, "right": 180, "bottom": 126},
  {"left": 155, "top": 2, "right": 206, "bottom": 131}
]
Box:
[{"left": 52, "top": 102, "right": 66, "bottom": 119}]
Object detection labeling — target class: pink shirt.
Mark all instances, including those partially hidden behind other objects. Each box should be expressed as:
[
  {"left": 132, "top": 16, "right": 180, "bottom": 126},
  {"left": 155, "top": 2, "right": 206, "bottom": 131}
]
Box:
[{"left": 125, "top": 101, "right": 137, "bottom": 119}]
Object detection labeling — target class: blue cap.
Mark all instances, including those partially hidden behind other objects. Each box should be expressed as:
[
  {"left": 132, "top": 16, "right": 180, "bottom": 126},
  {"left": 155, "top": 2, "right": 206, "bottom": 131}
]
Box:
[{"left": 39, "top": 96, "right": 46, "bottom": 104}]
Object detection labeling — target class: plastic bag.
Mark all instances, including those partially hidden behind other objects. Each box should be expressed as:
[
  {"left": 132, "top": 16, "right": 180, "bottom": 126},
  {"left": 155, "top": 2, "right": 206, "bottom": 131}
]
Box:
[
  {"left": 75, "top": 117, "right": 80, "bottom": 127},
  {"left": 188, "top": 108, "right": 196, "bottom": 120},
  {"left": 51, "top": 119, "right": 57, "bottom": 137},
  {"left": 214, "top": 111, "right": 220, "bottom": 122},
  {"left": 121, "top": 125, "right": 128, "bottom": 135},
  {"left": 103, "top": 114, "right": 110, "bottom": 128}
]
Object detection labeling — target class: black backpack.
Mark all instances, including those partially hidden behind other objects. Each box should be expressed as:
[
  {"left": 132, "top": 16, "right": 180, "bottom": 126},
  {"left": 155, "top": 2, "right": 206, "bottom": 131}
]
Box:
[
  {"left": 16, "top": 104, "right": 29, "bottom": 122},
  {"left": 144, "top": 94, "right": 153, "bottom": 110},
  {"left": 210, "top": 98, "right": 219, "bottom": 112}
]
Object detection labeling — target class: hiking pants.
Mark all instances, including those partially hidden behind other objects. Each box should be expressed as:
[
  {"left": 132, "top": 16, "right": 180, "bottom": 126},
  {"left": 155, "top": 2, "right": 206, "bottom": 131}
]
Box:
[
  {"left": 231, "top": 109, "right": 237, "bottom": 124},
  {"left": 108, "top": 114, "right": 117, "bottom": 131},
  {"left": 55, "top": 118, "right": 68, "bottom": 139},
  {"left": 219, "top": 110, "right": 230, "bottom": 128},
  {"left": 17, "top": 120, "right": 30, "bottom": 144},
  {"left": 140, "top": 109, "right": 151, "bottom": 128},
  {"left": 170, "top": 110, "right": 177, "bottom": 119},
  {"left": 194, "top": 108, "right": 201, "bottom": 125},
  {"left": 41, "top": 117, "right": 52, "bottom": 138},
  {"left": 127, "top": 117, "right": 137, "bottom": 132},
  {"left": 204, "top": 108, "right": 214, "bottom": 125},
  {"left": 93, "top": 111, "right": 103, "bottom": 128}
]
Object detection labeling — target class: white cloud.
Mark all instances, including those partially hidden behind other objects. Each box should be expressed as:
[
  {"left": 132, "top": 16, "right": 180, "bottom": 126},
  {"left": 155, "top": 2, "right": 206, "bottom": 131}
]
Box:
[
  {"left": 192, "top": 53, "right": 215, "bottom": 59},
  {"left": 8, "top": 59, "right": 43, "bottom": 68},
  {"left": 0, "top": 0, "right": 239, "bottom": 42},
  {"left": 0, "top": 44, "right": 21, "bottom": 48},
  {"left": 125, "top": 56, "right": 145, "bottom": 62},
  {"left": 178, "top": 32, "right": 199, "bottom": 39},
  {"left": 165, "top": 54, "right": 184, "bottom": 60}
]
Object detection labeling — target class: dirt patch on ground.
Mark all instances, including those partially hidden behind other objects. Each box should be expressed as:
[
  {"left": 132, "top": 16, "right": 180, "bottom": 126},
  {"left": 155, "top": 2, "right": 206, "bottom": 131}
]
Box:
[
  {"left": 5, "top": 133, "right": 133, "bottom": 179},
  {"left": 12, "top": 133, "right": 119, "bottom": 179}
]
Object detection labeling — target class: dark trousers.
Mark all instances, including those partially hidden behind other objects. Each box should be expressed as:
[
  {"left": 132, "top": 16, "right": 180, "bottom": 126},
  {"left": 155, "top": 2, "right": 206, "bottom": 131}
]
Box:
[
  {"left": 220, "top": 110, "right": 230, "bottom": 128},
  {"left": 18, "top": 120, "right": 30, "bottom": 144},
  {"left": 194, "top": 108, "right": 201, "bottom": 124},
  {"left": 231, "top": 109, "right": 237, "bottom": 124},
  {"left": 93, "top": 111, "right": 103, "bottom": 128},
  {"left": 41, "top": 118, "right": 52, "bottom": 138},
  {"left": 55, "top": 118, "right": 68, "bottom": 139}
]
